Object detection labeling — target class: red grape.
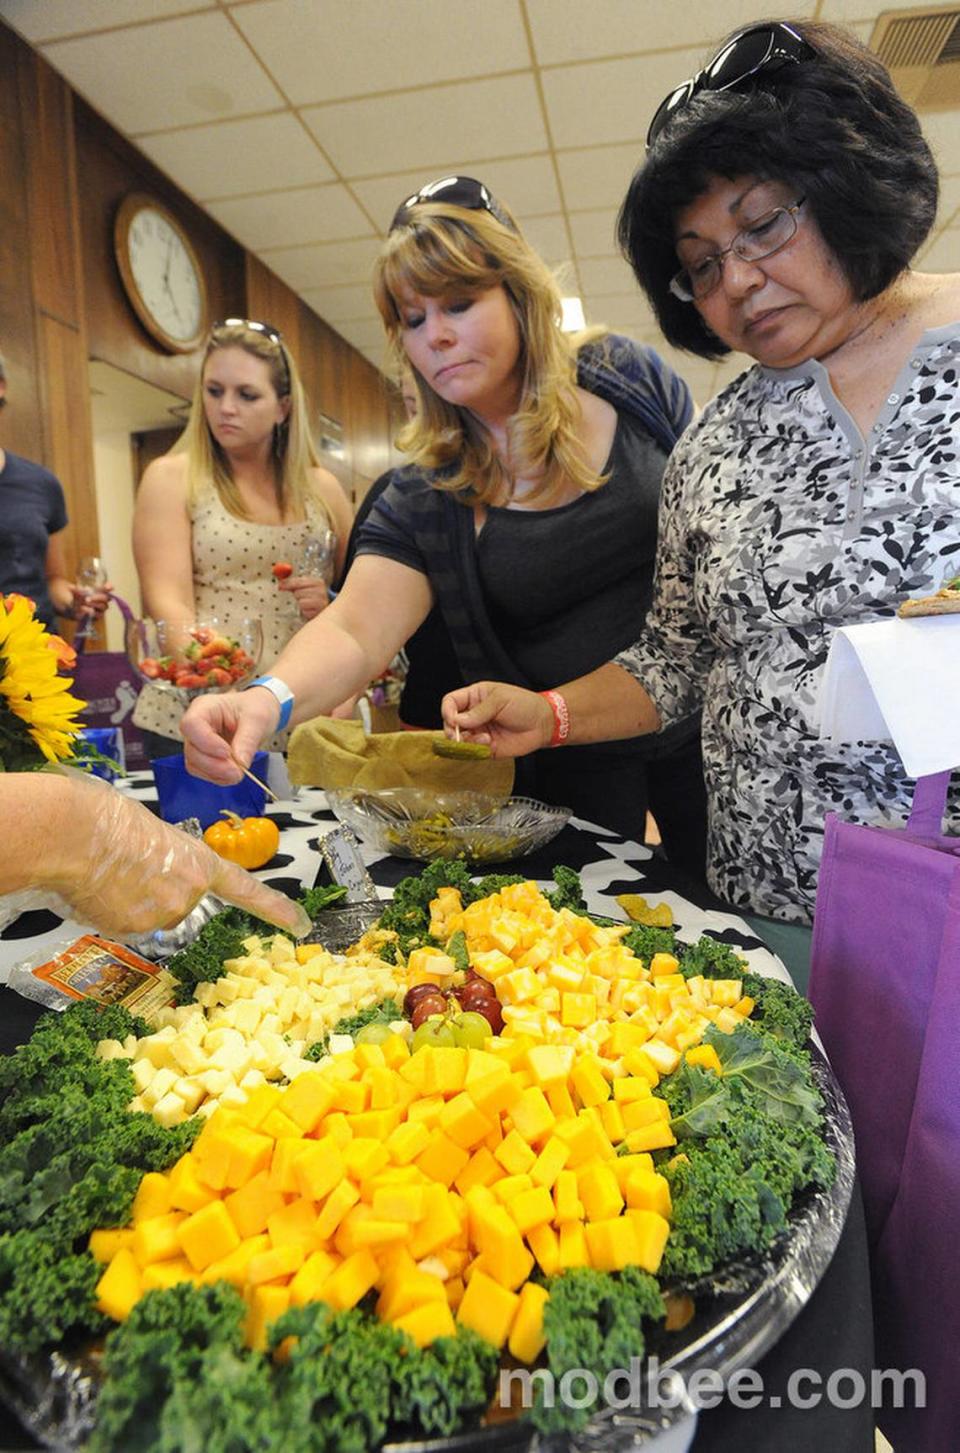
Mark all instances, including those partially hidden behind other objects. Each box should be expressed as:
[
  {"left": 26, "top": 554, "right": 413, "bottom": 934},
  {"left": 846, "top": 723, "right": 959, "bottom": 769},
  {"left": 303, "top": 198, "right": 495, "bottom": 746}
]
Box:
[{"left": 410, "top": 994, "right": 450, "bottom": 1030}]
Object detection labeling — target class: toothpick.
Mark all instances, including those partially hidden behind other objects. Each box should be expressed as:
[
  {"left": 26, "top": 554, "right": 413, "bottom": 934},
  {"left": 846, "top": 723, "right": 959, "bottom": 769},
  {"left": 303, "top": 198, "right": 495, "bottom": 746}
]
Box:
[{"left": 229, "top": 748, "right": 281, "bottom": 803}]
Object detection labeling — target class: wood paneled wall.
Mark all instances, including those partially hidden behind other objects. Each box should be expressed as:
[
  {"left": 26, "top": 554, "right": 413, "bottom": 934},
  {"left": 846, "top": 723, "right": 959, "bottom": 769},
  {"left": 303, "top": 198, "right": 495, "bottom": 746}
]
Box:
[{"left": 0, "top": 17, "right": 406, "bottom": 605}]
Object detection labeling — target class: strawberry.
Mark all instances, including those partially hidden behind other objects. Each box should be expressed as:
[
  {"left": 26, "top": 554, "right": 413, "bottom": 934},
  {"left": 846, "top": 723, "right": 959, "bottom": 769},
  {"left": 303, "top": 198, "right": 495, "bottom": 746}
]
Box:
[{"left": 272, "top": 561, "right": 293, "bottom": 581}]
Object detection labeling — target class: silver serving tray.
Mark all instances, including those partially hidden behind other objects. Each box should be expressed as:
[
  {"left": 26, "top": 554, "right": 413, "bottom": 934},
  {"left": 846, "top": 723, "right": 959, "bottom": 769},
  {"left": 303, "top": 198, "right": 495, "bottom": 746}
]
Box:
[{"left": 0, "top": 1051, "right": 854, "bottom": 1451}]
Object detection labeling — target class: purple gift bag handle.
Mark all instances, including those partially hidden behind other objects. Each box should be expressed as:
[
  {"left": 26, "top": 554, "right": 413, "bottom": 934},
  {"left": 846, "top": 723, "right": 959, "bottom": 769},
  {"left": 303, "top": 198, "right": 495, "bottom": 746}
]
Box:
[{"left": 908, "top": 771, "right": 953, "bottom": 838}]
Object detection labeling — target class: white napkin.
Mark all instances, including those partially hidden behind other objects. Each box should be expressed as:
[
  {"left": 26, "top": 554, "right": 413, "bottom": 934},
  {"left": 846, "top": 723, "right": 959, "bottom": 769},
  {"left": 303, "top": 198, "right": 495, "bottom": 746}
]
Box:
[{"left": 817, "top": 615, "right": 960, "bottom": 776}]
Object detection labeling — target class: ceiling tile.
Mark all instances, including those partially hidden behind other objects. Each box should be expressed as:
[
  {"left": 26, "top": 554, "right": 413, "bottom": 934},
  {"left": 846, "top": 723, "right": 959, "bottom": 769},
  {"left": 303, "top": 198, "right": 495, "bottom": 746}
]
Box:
[
  {"left": 578, "top": 255, "right": 640, "bottom": 296},
  {"left": 301, "top": 75, "right": 547, "bottom": 177},
  {"left": 299, "top": 284, "right": 379, "bottom": 323},
  {"left": 569, "top": 208, "right": 620, "bottom": 257},
  {"left": 542, "top": 48, "right": 704, "bottom": 149},
  {"left": 335, "top": 317, "right": 389, "bottom": 352},
  {"left": 350, "top": 155, "right": 562, "bottom": 232},
  {"left": 819, "top": 0, "right": 948, "bottom": 19},
  {"left": 260, "top": 235, "right": 383, "bottom": 291},
  {"left": 527, "top": 0, "right": 815, "bottom": 66},
  {"left": 556, "top": 144, "right": 645, "bottom": 211},
  {"left": 138, "top": 113, "right": 334, "bottom": 202},
  {"left": 42, "top": 13, "right": 283, "bottom": 134},
  {"left": 231, "top": 0, "right": 529, "bottom": 107},
  {"left": 519, "top": 213, "right": 571, "bottom": 264},
  {"left": 0, "top": 0, "right": 192, "bottom": 42},
  {"left": 206, "top": 182, "right": 374, "bottom": 251},
  {"left": 582, "top": 292, "right": 657, "bottom": 331}
]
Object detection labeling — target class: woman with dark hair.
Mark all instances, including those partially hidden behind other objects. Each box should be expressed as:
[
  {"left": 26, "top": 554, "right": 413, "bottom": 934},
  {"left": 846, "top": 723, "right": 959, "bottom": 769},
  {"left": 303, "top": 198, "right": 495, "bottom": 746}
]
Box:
[
  {"left": 179, "top": 178, "right": 708, "bottom": 878},
  {"left": 439, "top": 20, "right": 960, "bottom": 931}
]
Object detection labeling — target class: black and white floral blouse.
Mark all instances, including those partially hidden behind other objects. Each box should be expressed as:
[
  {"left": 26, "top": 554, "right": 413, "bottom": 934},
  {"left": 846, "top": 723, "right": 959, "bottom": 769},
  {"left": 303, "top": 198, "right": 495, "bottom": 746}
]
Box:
[{"left": 616, "top": 324, "right": 960, "bottom": 924}]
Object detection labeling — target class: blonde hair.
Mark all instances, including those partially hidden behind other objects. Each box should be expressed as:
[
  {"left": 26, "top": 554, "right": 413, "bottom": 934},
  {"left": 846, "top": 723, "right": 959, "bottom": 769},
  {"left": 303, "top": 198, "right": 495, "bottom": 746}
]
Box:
[
  {"left": 373, "top": 201, "right": 603, "bottom": 505},
  {"left": 180, "top": 321, "right": 327, "bottom": 523}
]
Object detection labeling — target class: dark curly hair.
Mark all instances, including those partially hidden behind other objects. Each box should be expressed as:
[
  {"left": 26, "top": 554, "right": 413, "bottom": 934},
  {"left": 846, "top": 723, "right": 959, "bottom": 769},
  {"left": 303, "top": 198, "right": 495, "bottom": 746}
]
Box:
[{"left": 617, "top": 20, "right": 939, "bottom": 359}]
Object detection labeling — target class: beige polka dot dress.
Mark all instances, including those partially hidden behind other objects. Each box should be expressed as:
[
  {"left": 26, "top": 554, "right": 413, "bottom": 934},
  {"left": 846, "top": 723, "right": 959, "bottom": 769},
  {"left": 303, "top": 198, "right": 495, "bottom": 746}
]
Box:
[{"left": 133, "top": 484, "right": 333, "bottom": 751}]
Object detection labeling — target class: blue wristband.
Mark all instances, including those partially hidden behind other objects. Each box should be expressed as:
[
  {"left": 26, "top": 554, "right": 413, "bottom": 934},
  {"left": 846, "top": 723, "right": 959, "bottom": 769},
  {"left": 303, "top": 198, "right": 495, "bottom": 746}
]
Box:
[{"left": 247, "top": 675, "right": 295, "bottom": 731}]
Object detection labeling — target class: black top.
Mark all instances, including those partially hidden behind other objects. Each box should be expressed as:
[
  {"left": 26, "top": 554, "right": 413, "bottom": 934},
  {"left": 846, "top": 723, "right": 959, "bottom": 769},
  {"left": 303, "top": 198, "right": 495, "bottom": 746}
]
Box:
[
  {"left": 0, "top": 451, "right": 67, "bottom": 629},
  {"left": 477, "top": 411, "right": 663, "bottom": 686}
]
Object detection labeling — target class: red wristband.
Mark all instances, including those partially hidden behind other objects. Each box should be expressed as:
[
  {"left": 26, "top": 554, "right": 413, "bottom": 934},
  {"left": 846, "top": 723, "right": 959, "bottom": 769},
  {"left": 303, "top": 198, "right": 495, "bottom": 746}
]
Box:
[{"left": 539, "top": 690, "right": 570, "bottom": 748}]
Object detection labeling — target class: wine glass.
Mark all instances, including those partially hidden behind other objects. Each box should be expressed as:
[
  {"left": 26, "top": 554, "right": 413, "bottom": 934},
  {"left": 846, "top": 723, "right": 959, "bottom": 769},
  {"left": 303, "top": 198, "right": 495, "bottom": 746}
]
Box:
[
  {"left": 297, "top": 530, "right": 337, "bottom": 586},
  {"left": 74, "top": 556, "right": 109, "bottom": 645}
]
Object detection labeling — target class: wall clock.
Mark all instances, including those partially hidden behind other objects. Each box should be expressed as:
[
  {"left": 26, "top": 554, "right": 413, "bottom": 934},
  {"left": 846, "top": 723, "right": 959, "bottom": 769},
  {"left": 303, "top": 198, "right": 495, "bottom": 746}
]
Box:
[{"left": 114, "top": 193, "right": 208, "bottom": 353}]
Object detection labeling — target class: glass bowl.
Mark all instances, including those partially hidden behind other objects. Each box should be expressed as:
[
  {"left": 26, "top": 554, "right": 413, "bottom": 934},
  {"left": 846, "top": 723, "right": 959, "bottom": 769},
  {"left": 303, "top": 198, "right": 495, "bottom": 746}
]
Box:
[
  {"left": 125, "top": 617, "right": 262, "bottom": 692},
  {"left": 325, "top": 787, "right": 571, "bottom": 864}
]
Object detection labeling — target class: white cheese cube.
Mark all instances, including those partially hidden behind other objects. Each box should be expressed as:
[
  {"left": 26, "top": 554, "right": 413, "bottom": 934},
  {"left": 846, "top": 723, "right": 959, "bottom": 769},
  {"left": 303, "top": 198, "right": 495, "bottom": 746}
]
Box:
[
  {"left": 168, "top": 1038, "right": 208, "bottom": 1076},
  {"left": 328, "top": 1034, "right": 355, "bottom": 1057},
  {"left": 95, "top": 1038, "right": 127, "bottom": 1061},
  {"left": 152, "top": 1092, "right": 188, "bottom": 1127},
  {"left": 173, "top": 1077, "right": 205, "bottom": 1115}
]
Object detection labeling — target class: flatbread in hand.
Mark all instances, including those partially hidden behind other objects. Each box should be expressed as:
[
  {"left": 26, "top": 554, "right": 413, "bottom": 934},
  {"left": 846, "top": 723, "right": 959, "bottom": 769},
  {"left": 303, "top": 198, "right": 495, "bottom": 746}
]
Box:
[{"left": 898, "top": 587, "right": 960, "bottom": 618}]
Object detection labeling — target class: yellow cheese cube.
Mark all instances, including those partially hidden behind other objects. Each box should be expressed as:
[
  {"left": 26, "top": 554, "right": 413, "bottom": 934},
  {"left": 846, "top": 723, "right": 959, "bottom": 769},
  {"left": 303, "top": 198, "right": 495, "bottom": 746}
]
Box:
[
  {"left": 570, "top": 1056, "right": 610, "bottom": 1108},
  {"left": 245, "top": 1283, "right": 290, "bottom": 1351},
  {"left": 509, "top": 1086, "right": 555, "bottom": 1144},
  {"left": 377, "top": 1268, "right": 448, "bottom": 1322},
  {"left": 294, "top": 1138, "right": 345, "bottom": 1203},
  {"left": 526, "top": 1221, "right": 560, "bottom": 1276},
  {"left": 585, "top": 1216, "right": 641, "bottom": 1272},
  {"left": 624, "top": 1122, "right": 678, "bottom": 1153},
  {"left": 386, "top": 1119, "right": 432, "bottom": 1166},
  {"left": 141, "top": 1258, "right": 196, "bottom": 1293},
  {"left": 289, "top": 1248, "right": 339, "bottom": 1305},
  {"left": 508, "top": 1185, "right": 554, "bottom": 1236},
  {"left": 561, "top": 992, "right": 597, "bottom": 1029},
  {"left": 624, "top": 1169, "right": 673, "bottom": 1220},
  {"left": 224, "top": 1170, "right": 286, "bottom": 1240},
  {"left": 454, "top": 1146, "right": 500, "bottom": 1196},
  {"left": 529, "top": 1135, "right": 570, "bottom": 1190},
  {"left": 525, "top": 1044, "right": 575, "bottom": 1089},
  {"left": 89, "top": 1227, "right": 135, "bottom": 1264},
  {"left": 247, "top": 1241, "right": 306, "bottom": 1286},
  {"left": 439, "top": 1092, "right": 494, "bottom": 1151},
  {"left": 394, "top": 1299, "right": 458, "bottom": 1347},
  {"left": 314, "top": 1179, "right": 361, "bottom": 1241},
  {"left": 268, "top": 1197, "right": 321, "bottom": 1250},
  {"left": 685, "top": 1044, "right": 723, "bottom": 1075},
  {"left": 558, "top": 1221, "right": 589, "bottom": 1269},
  {"left": 132, "top": 1212, "right": 185, "bottom": 1267},
  {"left": 415, "top": 1132, "right": 470, "bottom": 1189},
  {"left": 494, "top": 1129, "right": 537, "bottom": 1177},
  {"left": 621, "top": 1097, "right": 672, "bottom": 1131},
  {"left": 408, "top": 1184, "right": 462, "bottom": 1260},
  {"left": 577, "top": 1164, "right": 624, "bottom": 1222},
  {"left": 132, "top": 1172, "right": 172, "bottom": 1223},
  {"left": 199, "top": 1234, "right": 269, "bottom": 1287},
  {"left": 281, "top": 1072, "right": 336, "bottom": 1133},
  {"left": 553, "top": 1169, "right": 584, "bottom": 1224}
]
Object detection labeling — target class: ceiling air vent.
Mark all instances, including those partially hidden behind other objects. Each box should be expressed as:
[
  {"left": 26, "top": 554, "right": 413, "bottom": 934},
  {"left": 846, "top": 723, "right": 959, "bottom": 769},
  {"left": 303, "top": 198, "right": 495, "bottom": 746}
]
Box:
[{"left": 871, "top": 7, "right": 960, "bottom": 107}]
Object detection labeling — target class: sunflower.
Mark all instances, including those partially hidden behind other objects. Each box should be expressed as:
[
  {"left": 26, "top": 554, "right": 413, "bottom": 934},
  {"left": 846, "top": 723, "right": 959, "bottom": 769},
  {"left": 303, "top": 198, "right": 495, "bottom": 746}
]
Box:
[{"left": 0, "top": 594, "right": 87, "bottom": 769}]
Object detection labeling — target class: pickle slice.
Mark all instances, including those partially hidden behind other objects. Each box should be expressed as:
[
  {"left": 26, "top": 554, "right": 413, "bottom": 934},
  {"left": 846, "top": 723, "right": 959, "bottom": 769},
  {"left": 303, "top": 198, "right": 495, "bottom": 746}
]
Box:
[{"left": 432, "top": 739, "right": 492, "bottom": 761}]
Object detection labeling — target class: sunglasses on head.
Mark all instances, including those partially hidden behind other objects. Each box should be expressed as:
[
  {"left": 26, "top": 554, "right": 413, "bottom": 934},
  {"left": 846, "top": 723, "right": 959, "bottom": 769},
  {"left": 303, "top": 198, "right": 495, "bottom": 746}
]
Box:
[
  {"left": 646, "top": 22, "right": 814, "bottom": 150},
  {"left": 389, "top": 175, "right": 515, "bottom": 234},
  {"left": 212, "top": 317, "right": 283, "bottom": 344}
]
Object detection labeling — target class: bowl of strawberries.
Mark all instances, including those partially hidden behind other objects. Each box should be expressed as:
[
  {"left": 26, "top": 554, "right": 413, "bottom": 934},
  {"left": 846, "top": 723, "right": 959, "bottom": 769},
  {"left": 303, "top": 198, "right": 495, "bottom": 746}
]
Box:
[{"left": 126, "top": 617, "right": 262, "bottom": 692}]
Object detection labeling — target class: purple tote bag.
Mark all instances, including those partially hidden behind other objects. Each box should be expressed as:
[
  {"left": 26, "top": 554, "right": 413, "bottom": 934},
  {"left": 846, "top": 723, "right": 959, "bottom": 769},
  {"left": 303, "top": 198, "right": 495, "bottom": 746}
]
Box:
[{"left": 809, "top": 771, "right": 960, "bottom": 1452}]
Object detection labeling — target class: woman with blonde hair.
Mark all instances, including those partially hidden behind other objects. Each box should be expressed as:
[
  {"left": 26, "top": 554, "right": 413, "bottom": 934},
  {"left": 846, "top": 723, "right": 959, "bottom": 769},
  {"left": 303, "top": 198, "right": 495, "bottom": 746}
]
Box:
[
  {"left": 132, "top": 318, "right": 352, "bottom": 756},
  {"left": 181, "top": 180, "right": 706, "bottom": 878}
]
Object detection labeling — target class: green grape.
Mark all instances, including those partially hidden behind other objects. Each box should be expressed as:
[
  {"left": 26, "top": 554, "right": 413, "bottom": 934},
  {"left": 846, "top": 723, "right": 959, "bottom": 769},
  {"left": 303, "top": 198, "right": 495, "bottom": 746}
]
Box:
[
  {"left": 354, "top": 1022, "right": 394, "bottom": 1045},
  {"left": 411, "top": 1016, "right": 458, "bottom": 1051},
  {"left": 451, "top": 1011, "right": 493, "bottom": 1049}
]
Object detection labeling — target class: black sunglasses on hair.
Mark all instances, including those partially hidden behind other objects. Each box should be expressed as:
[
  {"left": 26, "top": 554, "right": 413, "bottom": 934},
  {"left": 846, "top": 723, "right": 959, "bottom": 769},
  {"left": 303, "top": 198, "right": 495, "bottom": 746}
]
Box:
[
  {"left": 646, "top": 22, "right": 814, "bottom": 150},
  {"left": 212, "top": 317, "right": 283, "bottom": 344},
  {"left": 389, "top": 175, "right": 515, "bottom": 233}
]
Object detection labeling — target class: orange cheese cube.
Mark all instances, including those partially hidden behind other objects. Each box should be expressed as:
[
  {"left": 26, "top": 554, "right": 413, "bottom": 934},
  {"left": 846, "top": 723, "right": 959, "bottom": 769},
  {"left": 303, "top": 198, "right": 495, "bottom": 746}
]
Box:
[
  {"left": 546, "top": 1083, "right": 577, "bottom": 1120},
  {"left": 247, "top": 1241, "right": 306, "bottom": 1287},
  {"left": 624, "top": 1122, "right": 677, "bottom": 1153},
  {"left": 508, "top": 1281, "right": 549, "bottom": 1364},
  {"left": 132, "top": 1212, "right": 185, "bottom": 1267},
  {"left": 561, "top": 992, "right": 597, "bottom": 1029},
  {"left": 650, "top": 952, "right": 681, "bottom": 977},
  {"left": 89, "top": 1228, "right": 134, "bottom": 1264},
  {"left": 223, "top": 1127, "right": 274, "bottom": 1191},
  {"left": 415, "top": 1132, "right": 470, "bottom": 1188},
  {"left": 167, "top": 1154, "right": 214, "bottom": 1214},
  {"left": 268, "top": 1197, "right": 320, "bottom": 1250},
  {"left": 199, "top": 1234, "right": 269, "bottom": 1287},
  {"left": 394, "top": 1298, "right": 458, "bottom": 1347},
  {"left": 494, "top": 1129, "right": 537, "bottom": 1176},
  {"left": 553, "top": 1170, "right": 584, "bottom": 1224},
  {"left": 313, "top": 1178, "right": 360, "bottom": 1241},
  {"left": 585, "top": 1216, "right": 642, "bottom": 1272},
  {"left": 525, "top": 1043, "right": 575, "bottom": 1088},
  {"left": 235, "top": 1083, "right": 283, "bottom": 1129},
  {"left": 132, "top": 1172, "right": 172, "bottom": 1222},
  {"left": 456, "top": 1268, "right": 519, "bottom": 1348},
  {"left": 96, "top": 1247, "right": 142, "bottom": 1321},
  {"left": 377, "top": 1268, "right": 448, "bottom": 1322},
  {"left": 323, "top": 1248, "right": 379, "bottom": 1310},
  {"left": 141, "top": 1258, "right": 195, "bottom": 1292},
  {"left": 469, "top": 1070, "right": 521, "bottom": 1119},
  {"left": 293, "top": 1138, "right": 346, "bottom": 1202},
  {"left": 178, "top": 1200, "right": 241, "bottom": 1272},
  {"left": 529, "top": 1134, "right": 570, "bottom": 1190},
  {"left": 624, "top": 1170, "right": 673, "bottom": 1220},
  {"left": 570, "top": 1056, "right": 609, "bottom": 1108},
  {"left": 612, "top": 1153, "right": 654, "bottom": 1190},
  {"left": 289, "top": 1248, "right": 339, "bottom": 1305},
  {"left": 260, "top": 1108, "right": 303, "bottom": 1141},
  {"left": 408, "top": 1184, "right": 462, "bottom": 1259},
  {"left": 621, "top": 1048, "right": 660, "bottom": 1087},
  {"left": 386, "top": 1119, "right": 432, "bottom": 1166},
  {"left": 526, "top": 1221, "right": 561, "bottom": 1277},
  {"left": 471, "top": 1205, "right": 533, "bottom": 1290},
  {"left": 685, "top": 1044, "right": 723, "bottom": 1076},
  {"left": 577, "top": 1164, "right": 623, "bottom": 1222},
  {"left": 422, "top": 1047, "right": 467, "bottom": 1096},
  {"left": 371, "top": 1183, "right": 426, "bottom": 1223},
  {"left": 343, "top": 1137, "right": 390, "bottom": 1182},
  {"left": 280, "top": 1071, "right": 335, "bottom": 1133},
  {"left": 599, "top": 1100, "right": 626, "bottom": 1143},
  {"left": 439, "top": 1092, "right": 494, "bottom": 1151},
  {"left": 509, "top": 1087, "right": 555, "bottom": 1144},
  {"left": 454, "top": 1146, "right": 500, "bottom": 1196},
  {"left": 245, "top": 1283, "right": 290, "bottom": 1351},
  {"left": 625, "top": 1209, "right": 671, "bottom": 1272},
  {"left": 225, "top": 1170, "right": 286, "bottom": 1240},
  {"left": 509, "top": 1185, "right": 554, "bottom": 1236},
  {"left": 558, "top": 1222, "right": 589, "bottom": 1269},
  {"left": 621, "top": 1097, "right": 671, "bottom": 1132}
]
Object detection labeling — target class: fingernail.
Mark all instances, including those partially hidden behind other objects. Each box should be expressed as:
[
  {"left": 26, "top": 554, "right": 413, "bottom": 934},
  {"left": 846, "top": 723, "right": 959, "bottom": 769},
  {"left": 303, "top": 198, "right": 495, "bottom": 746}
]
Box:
[{"left": 289, "top": 905, "right": 312, "bottom": 938}]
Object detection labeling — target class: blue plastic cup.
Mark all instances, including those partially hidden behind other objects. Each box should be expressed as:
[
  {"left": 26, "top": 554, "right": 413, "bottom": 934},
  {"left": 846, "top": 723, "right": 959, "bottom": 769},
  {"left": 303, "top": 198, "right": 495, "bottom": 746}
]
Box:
[
  {"left": 151, "top": 751, "right": 268, "bottom": 828},
  {"left": 78, "top": 726, "right": 126, "bottom": 780}
]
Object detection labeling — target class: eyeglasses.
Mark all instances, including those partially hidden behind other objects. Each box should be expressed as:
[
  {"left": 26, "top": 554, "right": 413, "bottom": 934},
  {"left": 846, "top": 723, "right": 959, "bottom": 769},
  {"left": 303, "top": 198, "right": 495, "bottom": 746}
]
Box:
[
  {"left": 646, "top": 22, "right": 814, "bottom": 150},
  {"left": 670, "top": 197, "right": 806, "bottom": 302},
  {"left": 389, "top": 175, "right": 515, "bottom": 233},
  {"left": 212, "top": 318, "right": 283, "bottom": 345}
]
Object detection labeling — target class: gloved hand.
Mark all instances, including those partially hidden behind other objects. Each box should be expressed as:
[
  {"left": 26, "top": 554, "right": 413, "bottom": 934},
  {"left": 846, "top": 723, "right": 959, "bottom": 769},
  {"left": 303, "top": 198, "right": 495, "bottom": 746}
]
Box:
[{"left": 35, "top": 772, "right": 310, "bottom": 938}]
